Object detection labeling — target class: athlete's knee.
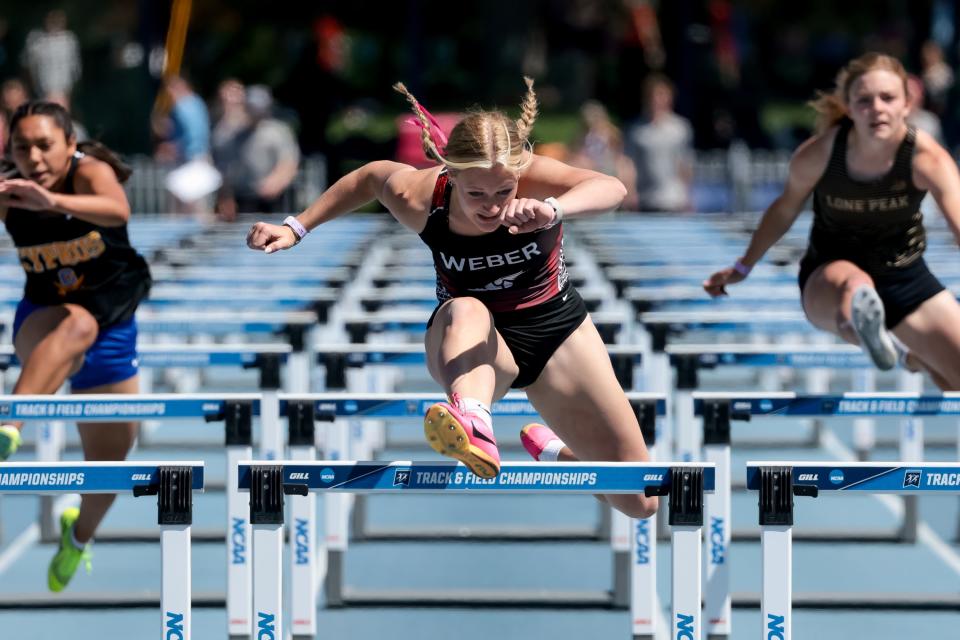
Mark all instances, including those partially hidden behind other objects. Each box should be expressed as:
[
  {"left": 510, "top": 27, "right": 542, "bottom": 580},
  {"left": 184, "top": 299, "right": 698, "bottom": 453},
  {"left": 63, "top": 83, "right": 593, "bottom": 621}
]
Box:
[
  {"left": 620, "top": 495, "right": 658, "bottom": 519},
  {"left": 440, "top": 297, "right": 493, "bottom": 329},
  {"left": 82, "top": 423, "right": 137, "bottom": 460},
  {"left": 841, "top": 273, "right": 875, "bottom": 296},
  {"left": 59, "top": 308, "right": 99, "bottom": 350}
]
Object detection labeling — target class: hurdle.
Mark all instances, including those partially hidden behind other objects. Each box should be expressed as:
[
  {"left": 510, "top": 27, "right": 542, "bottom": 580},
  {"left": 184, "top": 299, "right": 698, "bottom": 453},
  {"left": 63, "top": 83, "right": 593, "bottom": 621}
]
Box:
[
  {"left": 137, "top": 310, "right": 323, "bottom": 394},
  {"left": 238, "top": 460, "right": 715, "bottom": 640},
  {"left": 746, "top": 462, "right": 960, "bottom": 640},
  {"left": 692, "top": 391, "right": 960, "bottom": 639},
  {"left": 638, "top": 311, "right": 813, "bottom": 466},
  {"left": 0, "top": 461, "right": 203, "bottom": 637},
  {"left": 0, "top": 393, "right": 263, "bottom": 639},
  {"left": 669, "top": 344, "right": 930, "bottom": 457},
  {"left": 277, "top": 391, "right": 662, "bottom": 631}
]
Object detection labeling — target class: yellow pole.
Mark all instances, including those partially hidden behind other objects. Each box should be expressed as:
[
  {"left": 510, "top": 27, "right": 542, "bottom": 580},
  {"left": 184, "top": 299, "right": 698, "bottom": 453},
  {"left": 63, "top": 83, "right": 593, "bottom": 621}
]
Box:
[{"left": 153, "top": 0, "right": 193, "bottom": 117}]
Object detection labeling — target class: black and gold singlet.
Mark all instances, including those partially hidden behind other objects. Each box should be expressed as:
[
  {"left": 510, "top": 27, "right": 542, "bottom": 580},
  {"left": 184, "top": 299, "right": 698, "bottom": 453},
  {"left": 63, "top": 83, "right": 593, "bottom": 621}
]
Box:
[
  {"left": 4, "top": 153, "right": 151, "bottom": 327},
  {"left": 808, "top": 119, "right": 927, "bottom": 272}
]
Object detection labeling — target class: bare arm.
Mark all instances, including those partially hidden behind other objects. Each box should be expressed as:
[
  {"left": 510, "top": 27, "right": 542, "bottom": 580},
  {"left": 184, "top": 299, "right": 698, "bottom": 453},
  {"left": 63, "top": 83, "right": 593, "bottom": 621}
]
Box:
[
  {"left": 703, "top": 129, "right": 833, "bottom": 296},
  {"left": 519, "top": 154, "right": 627, "bottom": 216},
  {"left": 297, "top": 160, "right": 427, "bottom": 229},
  {"left": 494, "top": 154, "right": 627, "bottom": 234},
  {"left": 912, "top": 131, "right": 960, "bottom": 245},
  {"left": 0, "top": 159, "right": 130, "bottom": 226},
  {"left": 247, "top": 160, "right": 433, "bottom": 252}
]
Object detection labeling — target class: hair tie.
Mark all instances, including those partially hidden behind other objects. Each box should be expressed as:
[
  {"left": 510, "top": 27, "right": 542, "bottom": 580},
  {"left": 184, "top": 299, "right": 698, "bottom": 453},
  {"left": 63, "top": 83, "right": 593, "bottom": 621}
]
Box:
[{"left": 405, "top": 101, "right": 449, "bottom": 152}]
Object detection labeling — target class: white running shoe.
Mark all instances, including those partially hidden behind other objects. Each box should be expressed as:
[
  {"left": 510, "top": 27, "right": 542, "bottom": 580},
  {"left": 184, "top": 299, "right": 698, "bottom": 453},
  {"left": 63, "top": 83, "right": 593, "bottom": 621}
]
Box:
[{"left": 851, "top": 286, "right": 897, "bottom": 371}]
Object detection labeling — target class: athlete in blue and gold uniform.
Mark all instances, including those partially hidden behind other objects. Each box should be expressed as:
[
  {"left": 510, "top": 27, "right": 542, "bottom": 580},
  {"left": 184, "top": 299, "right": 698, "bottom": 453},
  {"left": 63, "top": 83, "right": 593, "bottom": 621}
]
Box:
[{"left": 0, "top": 101, "right": 151, "bottom": 591}]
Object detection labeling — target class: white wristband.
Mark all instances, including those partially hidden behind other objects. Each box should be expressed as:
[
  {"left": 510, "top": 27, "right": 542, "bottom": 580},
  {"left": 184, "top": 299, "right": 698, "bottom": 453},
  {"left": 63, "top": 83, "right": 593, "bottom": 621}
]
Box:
[
  {"left": 542, "top": 197, "right": 564, "bottom": 229},
  {"left": 283, "top": 216, "right": 308, "bottom": 244}
]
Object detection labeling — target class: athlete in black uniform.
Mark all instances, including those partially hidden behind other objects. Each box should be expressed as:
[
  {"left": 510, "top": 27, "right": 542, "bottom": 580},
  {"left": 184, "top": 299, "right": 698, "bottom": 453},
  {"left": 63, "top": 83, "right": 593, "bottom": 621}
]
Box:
[
  {"left": 0, "top": 101, "right": 152, "bottom": 590},
  {"left": 248, "top": 78, "right": 657, "bottom": 520},
  {"left": 705, "top": 53, "right": 960, "bottom": 389}
]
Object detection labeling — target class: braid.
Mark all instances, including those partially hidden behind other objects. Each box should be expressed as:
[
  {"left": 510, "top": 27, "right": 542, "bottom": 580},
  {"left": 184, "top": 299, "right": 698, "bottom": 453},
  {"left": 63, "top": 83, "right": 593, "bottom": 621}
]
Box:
[
  {"left": 515, "top": 76, "right": 538, "bottom": 142},
  {"left": 392, "top": 82, "right": 444, "bottom": 163}
]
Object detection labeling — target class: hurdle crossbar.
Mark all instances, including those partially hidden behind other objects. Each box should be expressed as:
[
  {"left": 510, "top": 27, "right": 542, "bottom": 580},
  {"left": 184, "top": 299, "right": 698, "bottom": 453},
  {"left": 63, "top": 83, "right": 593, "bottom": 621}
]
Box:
[
  {"left": 239, "top": 461, "right": 714, "bottom": 640},
  {"left": 0, "top": 462, "right": 202, "bottom": 638},
  {"left": 277, "top": 393, "right": 662, "bottom": 636},
  {"left": 747, "top": 462, "right": 960, "bottom": 639},
  {"left": 693, "top": 392, "right": 957, "bottom": 637},
  {"left": 0, "top": 394, "right": 261, "bottom": 639}
]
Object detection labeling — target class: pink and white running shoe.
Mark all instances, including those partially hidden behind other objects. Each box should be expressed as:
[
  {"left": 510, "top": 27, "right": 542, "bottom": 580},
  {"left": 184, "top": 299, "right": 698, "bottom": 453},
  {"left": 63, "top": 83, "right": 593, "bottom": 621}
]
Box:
[
  {"left": 520, "top": 423, "right": 563, "bottom": 461},
  {"left": 424, "top": 393, "right": 500, "bottom": 478}
]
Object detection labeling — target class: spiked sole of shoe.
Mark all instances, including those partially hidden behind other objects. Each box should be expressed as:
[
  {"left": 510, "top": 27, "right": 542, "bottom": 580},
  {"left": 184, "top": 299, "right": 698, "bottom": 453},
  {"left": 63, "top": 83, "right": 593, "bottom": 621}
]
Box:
[{"left": 424, "top": 404, "right": 500, "bottom": 479}]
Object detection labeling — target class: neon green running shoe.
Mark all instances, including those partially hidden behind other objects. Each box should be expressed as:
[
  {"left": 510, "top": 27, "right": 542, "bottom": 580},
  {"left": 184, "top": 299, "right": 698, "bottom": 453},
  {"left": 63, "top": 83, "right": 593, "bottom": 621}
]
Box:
[
  {"left": 48, "top": 507, "right": 92, "bottom": 592},
  {"left": 0, "top": 425, "right": 21, "bottom": 461}
]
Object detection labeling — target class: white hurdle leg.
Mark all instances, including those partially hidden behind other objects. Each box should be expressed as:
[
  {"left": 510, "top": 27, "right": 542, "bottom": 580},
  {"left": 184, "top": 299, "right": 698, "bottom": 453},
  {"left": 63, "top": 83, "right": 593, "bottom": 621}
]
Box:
[
  {"left": 630, "top": 514, "right": 657, "bottom": 638},
  {"left": 647, "top": 351, "right": 673, "bottom": 459},
  {"left": 287, "top": 351, "right": 311, "bottom": 393},
  {"left": 898, "top": 370, "right": 924, "bottom": 543},
  {"left": 226, "top": 446, "right": 252, "bottom": 637},
  {"left": 158, "top": 466, "right": 194, "bottom": 640},
  {"left": 674, "top": 389, "right": 698, "bottom": 463},
  {"left": 703, "top": 443, "right": 730, "bottom": 636},
  {"left": 289, "top": 443, "right": 317, "bottom": 638},
  {"left": 670, "top": 467, "right": 706, "bottom": 640},
  {"left": 324, "top": 420, "right": 350, "bottom": 605},
  {"left": 761, "top": 526, "right": 792, "bottom": 640},
  {"left": 851, "top": 369, "right": 876, "bottom": 460},
  {"left": 162, "top": 524, "right": 192, "bottom": 640},
  {"left": 672, "top": 525, "right": 702, "bottom": 639},
  {"left": 260, "top": 390, "right": 283, "bottom": 461},
  {"left": 611, "top": 508, "right": 631, "bottom": 608},
  {"left": 631, "top": 443, "right": 658, "bottom": 639},
  {"left": 223, "top": 401, "right": 255, "bottom": 639},
  {"left": 37, "top": 418, "right": 65, "bottom": 541},
  {"left": 250, "top": 467, "right": 284, "bottom": 640},
  {"left": 759, "top": 466, "right": 793, "bottom": 640}
]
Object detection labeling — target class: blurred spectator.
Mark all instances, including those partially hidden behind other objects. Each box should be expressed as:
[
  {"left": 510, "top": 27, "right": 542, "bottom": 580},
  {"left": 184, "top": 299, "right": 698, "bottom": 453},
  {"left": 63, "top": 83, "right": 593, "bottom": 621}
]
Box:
[
  {"left": 153, "top": 75, "right": 210, "bottom": 165},
  {"left": 153, "top": 75, "right": 217, "bottom": 215},
  {"left": 920, "top": 40, "right": 953, "bottom": 116},
  {"left": 568, "top": 100, "right": 638, "bottom": 209},
  {"left": 214, "top": 85, "right": 300, "bottom": 220},
  {"left": 1, "top": 78, "right": 30, "bottom": 119},
  {"left": 906, "top": 74, "right": 943, "bottom": 144},
  {"left": 0, "top": 19, "right": 12, "bottom": 78},
  {"left": 0, "top": 79, "right": 30, "bottom": 153},
  {"left": 46, "top": 91, "right": 88, "bottom": 142},
  {"left": 21, "top": 9, "right": 81, "bottom": 101},
  {"left": 624, "top": 74, "right": 693, "bottom": 212},
  {"left": 210, "top": 79, "right": 249, "bottom": 152}
]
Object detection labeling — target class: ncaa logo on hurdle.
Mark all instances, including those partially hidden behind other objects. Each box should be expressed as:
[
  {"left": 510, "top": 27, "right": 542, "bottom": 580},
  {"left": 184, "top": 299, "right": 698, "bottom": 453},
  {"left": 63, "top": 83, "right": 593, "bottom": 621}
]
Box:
[
  {"left": 829, "top": 469, "right": 844, "bottom": 485},
  {"left": 903, "top": 469, "right": 922, "bottom": 488},
  {"left": 319, "top": 468, "right": 335, "bottom": 484},
  {"left": 394, "top": 469, "right": 411, "bottom": 486},
  {"left": 0, "top": 403, "right": 9, "bottom": 417}
]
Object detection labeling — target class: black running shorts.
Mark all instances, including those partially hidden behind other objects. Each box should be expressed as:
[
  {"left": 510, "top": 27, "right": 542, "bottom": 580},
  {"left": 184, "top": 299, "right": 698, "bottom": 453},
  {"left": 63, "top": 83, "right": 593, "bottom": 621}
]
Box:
[
  {"left": 798, "top": 252, "right": 945, "bottom": 329},
  {"left": 427, "top": 287, "right": 589, "bottom": 388}
]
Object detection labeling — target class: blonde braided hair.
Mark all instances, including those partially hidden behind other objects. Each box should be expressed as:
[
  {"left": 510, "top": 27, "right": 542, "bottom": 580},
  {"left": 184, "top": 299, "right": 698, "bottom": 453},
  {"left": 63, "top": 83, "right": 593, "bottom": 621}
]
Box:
[{"left": 393, "top": 77, "right": 539, "bottom": 171}]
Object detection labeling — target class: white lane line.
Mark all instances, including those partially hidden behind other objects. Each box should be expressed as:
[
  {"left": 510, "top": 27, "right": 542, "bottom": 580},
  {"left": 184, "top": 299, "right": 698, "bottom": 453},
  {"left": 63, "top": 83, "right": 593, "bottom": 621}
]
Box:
[
  {"left": 0, "top": 495, "right": 79, "bottom": 577},
  {"left": 0, "top": 523, "right": 39, "bottom": 575},
  {"left": 820, "top": 429, "right": 960, "bottom": 577}
]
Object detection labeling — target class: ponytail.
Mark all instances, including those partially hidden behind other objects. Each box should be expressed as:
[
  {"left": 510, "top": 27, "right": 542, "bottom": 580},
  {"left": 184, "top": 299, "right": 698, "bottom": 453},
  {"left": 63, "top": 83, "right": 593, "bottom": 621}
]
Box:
[{"left": 78, "top": 140, "right": 132, "bottom": 184}]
